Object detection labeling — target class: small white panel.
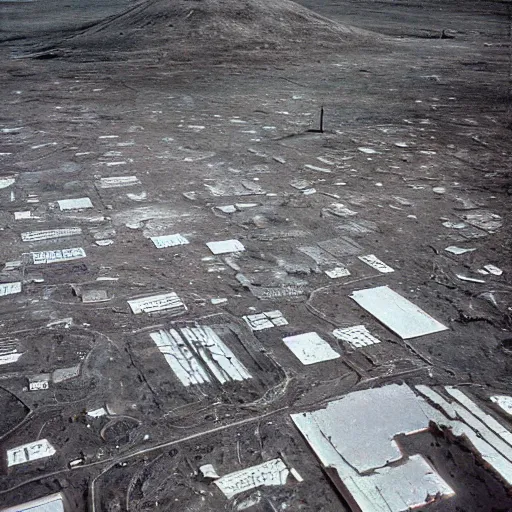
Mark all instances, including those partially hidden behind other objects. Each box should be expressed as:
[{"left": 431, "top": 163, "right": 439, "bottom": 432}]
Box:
[
  {"left": 0, "top": 282, "right": 22, "bottom": 297},
  {"left": 207, "top": 239, "right": 245, "bottom": 255},
  {"left": 333, "top": 325, "right": 381, "bottom": 348},
  {"left": 57, "top": 197, "right": 93, "bottom": 210},
  {"left": 243, "top": 310, "right": 288, "bottom": 331},
  {"left": 128, "top": 292, "right": 186, "bottom": 315},
  {"left": 22, "top": 228, "right": 82, "bottom": 242},
  {"left": 283, "top": 332, "right": 340, "bottom": 365},
  {"left": 358, "top": 254, "right": 394, "bottom": 273},
  {"left": 98, "top": 176, "right": 140, "bottom": 188},
  {"left": 30, "top": 248, "right": 86, "bottom": 265},
  {"left": 325, "top": 267, "right": 350, "bottom": 279},
  {"left": 150, "top": 234, "right": 189, "bottom": 249}
]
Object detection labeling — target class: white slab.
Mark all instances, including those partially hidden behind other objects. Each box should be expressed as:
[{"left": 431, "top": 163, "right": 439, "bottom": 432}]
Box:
[
  {"left": 14, "top": 211, "right": 32, "bottom": 220},
  {"left": 7, "top": 439, "right": 56, "bottom": 467},
  {"left": 325, "top": 267, "right": 351, "bottom": 279},
  {"left": 363, "top": 454, "right": 454, "bottom": 511},
  {"left": 21, "top": 227, "right": 82, "bottom": 242},
  {"left": 484, "top": 264, "right": 503, "bottom": 276},
  {"left": 216, "top": 205, "right": 237, "bottom": 213},
  {"left": 1, "top": 493, "right": 65, "bottom": 512},
  {"left": 445, "top": 387, "right": 512, "bottom": 447},
  {"left": 30, "top": 248, "right": 86, "bottom": 265},
  {"left": 82, "top": 290, "right": 109, "bottom": 303},
  {"left": 333, "top": 325, "right": 381, "bottom": 348},
  {"left": 305, "top": 164, "right": 331, "bottom": 173},
  {"left": 416, "top": 386, "right": 512, "bottom": 486},
  {"left": 243, "top": 310, "right": 288, "bottom": 331},
  {"left": 215, "top": 459, "right": 289, "bottom": 499},
  {"left": 358, "top": 254, "right": 394, "bottom": 273},
  {"left": 235, "top": 203, "right": 258, "bottom": 209},
  {"left": 0, "top": 178, "right": 15, "bottom": 189},
  {"left": 0, "top": 339, "right": 22, "bottom": 366},
  {"left": 126, "top": 191, "right": 147, "bottom": 201},
  {"left": 3, "top": 260, "right": 21, "bottom": 271},
  {"left": 288, "top": 385, "right": 457, "bottom": 512},
  {"left": 52, "top": 365, "right": 80, "bottom": 383},
  {"left": 199, "top": 464, "right": 220, "bottom": 480},
  {"left": 128, "top": 292, "right": 186, "bottom": 315},
  {"left": 0, "top": 352, "right": 23, "bottom": 365},
  {"left": 150, "top": 326, "right": 251, "bottom": 386},
  {"left": 98, "top": 176, "right": 140, "bottom": 188},
  {"left": 456, "top": 274, "right": 486, "bottom": 283},
  {"left": 350, "top": 286, "right": 447, "bottom": 340},
  {"left": 150, "top": 234, "right": 189, "bottom": 249},
  {"left": 358, "top": 147, "right": 378, "bottom": 154},
  {"left": 283, "top": 332, "right": 340, "bottom": 365},
  {"left": 207, "top": 239, "right": 245, "bottom": 255},
  {"left": 57, "top": 197, "right": 93, "bottom": 210},
  {"left": 96, "top": 239, "right": 114, "bottom": 246},
  {"left": 0, "top": 282, "right": 21, "bottom": 297},
  {"left": 491, "top": 396, "right": 512, "bottom": 417},
  {"left": 443, "top": 221, "right": 466, "bottom": 229},
  {"left": 29, "top": 380, "right": 49, "bottom": 391},
  {"left": 87, "top": 407, "right": 107, "bottom": 418},
  {"left": 291, "top": 387, "right": 482, "bottom": 512},
  {"left": 445, "top": 246, "right": 476, "bottom": 255}
]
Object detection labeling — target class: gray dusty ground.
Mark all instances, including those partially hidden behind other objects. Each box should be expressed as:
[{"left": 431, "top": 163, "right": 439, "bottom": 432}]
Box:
[{"left": 0, "top": 0, "right": 511, "bottom": 510}]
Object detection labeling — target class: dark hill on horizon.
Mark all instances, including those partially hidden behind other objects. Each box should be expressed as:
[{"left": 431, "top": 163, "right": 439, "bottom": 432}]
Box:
[{"left": 37, "top": 0, "right": 378, "bottom": 62}]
